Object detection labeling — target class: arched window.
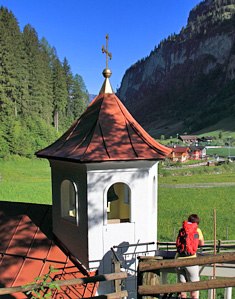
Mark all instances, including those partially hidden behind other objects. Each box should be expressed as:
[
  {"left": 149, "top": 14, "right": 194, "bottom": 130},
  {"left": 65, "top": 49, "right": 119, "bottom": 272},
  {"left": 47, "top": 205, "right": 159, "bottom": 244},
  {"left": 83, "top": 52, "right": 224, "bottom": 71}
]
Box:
[
  {"left": 107, "top": 183, "right": 131, "bottom": 224},
  {"left": 61, "top": 179, "right": 78, "bottom": 225}
]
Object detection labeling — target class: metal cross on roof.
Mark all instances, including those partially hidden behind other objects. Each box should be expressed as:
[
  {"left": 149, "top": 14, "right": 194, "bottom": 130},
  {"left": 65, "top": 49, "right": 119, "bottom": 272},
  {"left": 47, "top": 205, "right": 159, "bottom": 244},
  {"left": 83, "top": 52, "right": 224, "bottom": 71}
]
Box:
[{"left": 102, "top": 34, "right": 112, "bottom": 69}]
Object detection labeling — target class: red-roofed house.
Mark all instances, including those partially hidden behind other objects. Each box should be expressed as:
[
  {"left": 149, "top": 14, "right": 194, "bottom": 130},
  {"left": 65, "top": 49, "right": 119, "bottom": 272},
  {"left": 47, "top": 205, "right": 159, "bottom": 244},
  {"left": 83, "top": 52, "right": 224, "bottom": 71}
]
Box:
[
  {"left": 168, "top": 146, "right": 190, "bottom": 162},
  {"left": 189, "top": 146, "right": 206, "bottom": 160}
]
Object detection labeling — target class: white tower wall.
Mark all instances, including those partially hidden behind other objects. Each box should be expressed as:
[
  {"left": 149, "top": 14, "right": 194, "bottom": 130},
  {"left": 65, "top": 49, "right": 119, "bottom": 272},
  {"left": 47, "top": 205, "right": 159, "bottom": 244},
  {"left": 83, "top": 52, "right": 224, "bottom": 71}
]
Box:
[
  {"left": 86, "top": 161, "right": 158, "bottom": 271},
  {"left": 49, "top": 159, "right": 159, "bottom": 273},
  {"left": 50, "top": 160, "right": 89, "bottom": 267}
]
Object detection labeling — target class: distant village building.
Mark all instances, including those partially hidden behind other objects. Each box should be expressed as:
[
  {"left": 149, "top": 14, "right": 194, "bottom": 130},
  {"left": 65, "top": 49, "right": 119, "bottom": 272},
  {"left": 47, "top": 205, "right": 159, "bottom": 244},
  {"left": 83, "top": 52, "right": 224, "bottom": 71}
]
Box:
[
  {"left": 179, "top": 135, "right": 199, "bottom": 145},
  {"left": 189, "top": 146, "right": 206, "bottom": 160},
  {"left": 168, "top": 146, "right": 190, "bottom": 162},
  {"left": 199, "top": 136, "right": 215, "bottom": 144},
  {"left": 168, "top": 145, "right": 206, "bottom": 162}
]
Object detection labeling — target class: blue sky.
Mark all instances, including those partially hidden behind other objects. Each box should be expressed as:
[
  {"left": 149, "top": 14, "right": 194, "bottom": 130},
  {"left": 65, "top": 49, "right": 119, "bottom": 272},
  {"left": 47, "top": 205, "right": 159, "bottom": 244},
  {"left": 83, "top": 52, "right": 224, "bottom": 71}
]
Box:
[{"left": 1, "top": 0, "right": 201, "bottom": 95}]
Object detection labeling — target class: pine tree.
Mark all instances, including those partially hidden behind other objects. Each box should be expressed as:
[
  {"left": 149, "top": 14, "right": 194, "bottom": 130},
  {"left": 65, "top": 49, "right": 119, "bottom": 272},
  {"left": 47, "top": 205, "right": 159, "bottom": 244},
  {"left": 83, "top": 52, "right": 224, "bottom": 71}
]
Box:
[
  {"left": 23, "top": 24, "right": 47, "bottom": 117},
  {"left": 62, "top": 57, "right": 74, "bottom": 126},
  {"left": 0, "top": 7, "right": 24, "bottom": 116},
  {"left": 39, "top": 37, "right": 54, "bottom": 125},
  {"left": 71, "top": 74, "right": 89, "bottom": 120},
  {"left": 51, "top": 48, "right": 68, "bottom": 132},
  {"left": 0, "top": 6, "right": 28, "bottom": 155}
]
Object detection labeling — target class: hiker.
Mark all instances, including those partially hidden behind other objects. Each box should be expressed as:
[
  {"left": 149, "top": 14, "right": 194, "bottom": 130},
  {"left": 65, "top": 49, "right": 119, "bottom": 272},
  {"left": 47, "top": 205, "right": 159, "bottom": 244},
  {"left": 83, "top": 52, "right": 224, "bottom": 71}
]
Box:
[{"left": 176, "top": 214, "right": 204, "bottom": 299}]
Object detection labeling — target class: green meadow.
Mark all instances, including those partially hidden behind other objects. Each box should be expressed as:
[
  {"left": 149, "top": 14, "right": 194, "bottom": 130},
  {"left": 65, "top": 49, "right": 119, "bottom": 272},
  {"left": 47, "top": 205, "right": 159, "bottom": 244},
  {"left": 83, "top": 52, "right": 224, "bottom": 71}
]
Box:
[
  {"left": 0, "top": 156, "right": 52, "bottom": 204},
  {"left": 206, "top": 147, "right": 235, "bottom": 157},
  {"left": 158, "top": 186, "right": 235, "bottom": 241},
  {"left": 1, "top": 156, "right": 235, "bottom": 242},
  {"left": 158, "top": 163, "right": 235, "bottom": 241}
]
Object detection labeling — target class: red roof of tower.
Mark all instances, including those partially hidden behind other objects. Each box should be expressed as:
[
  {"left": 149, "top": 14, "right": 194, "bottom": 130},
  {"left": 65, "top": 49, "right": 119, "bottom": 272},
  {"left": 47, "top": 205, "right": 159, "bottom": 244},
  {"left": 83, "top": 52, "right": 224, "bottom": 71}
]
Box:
[{"left": 36, "top": 92, "right": 171, "bottom": 162}]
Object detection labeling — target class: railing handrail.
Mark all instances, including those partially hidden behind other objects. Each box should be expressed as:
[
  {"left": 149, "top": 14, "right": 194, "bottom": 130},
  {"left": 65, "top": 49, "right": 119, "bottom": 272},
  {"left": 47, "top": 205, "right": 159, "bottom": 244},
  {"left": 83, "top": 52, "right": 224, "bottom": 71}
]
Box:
[
  {"left": 157, "top": 240, "right": 235, "bottom": 245},
  {"left": 138, "top": 252, "right": 235, "bottom": 271},
  {"left": 157, "top": 240, "right": 235, "bottom": 253},
  {"left": 138, "top": 252, "right": 235, "bottom": 297},
  {"left": 138, "top": 277, "right": 235, "bottom": 296},
  {"left": 113, "top": 241, "right": 155, "bottom": 249},
  {"left": 0, "top": 272, "right": 127, "bottom": 297}
]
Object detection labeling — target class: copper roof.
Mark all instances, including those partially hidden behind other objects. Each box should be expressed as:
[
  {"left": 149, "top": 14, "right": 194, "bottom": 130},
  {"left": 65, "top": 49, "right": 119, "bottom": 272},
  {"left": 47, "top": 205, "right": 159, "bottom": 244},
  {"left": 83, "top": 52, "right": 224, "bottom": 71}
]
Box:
[
  {"left": 36, "top": 93, "right": 171, "bottom": 162},
  {"left": 0, "top": 201, "right": 97, "bottom": 298}
]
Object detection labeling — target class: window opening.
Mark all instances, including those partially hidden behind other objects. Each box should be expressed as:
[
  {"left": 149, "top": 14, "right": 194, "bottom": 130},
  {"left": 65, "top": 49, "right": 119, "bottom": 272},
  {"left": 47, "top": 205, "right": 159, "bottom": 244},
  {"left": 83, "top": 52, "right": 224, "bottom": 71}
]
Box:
[
  {"left": 61, "top": 179, "right": 78, "bottom": 224},
  {"left": 107, "top": 183, "right": 130, "bottom": 224}
]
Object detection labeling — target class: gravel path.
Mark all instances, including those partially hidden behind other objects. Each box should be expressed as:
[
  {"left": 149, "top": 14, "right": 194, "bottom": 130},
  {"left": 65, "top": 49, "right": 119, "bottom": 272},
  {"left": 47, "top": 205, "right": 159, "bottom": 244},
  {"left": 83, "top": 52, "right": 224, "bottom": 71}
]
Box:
[{"left": 159, "top": 182, "right": 235, "bottom": 188}]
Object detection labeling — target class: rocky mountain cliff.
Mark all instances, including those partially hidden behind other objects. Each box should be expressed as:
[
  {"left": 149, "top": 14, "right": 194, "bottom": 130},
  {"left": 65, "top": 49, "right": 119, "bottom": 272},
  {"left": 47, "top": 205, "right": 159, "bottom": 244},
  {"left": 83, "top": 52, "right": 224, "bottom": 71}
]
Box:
[{"left": 116, "top": 0, "right": 235, "bottom": 138}]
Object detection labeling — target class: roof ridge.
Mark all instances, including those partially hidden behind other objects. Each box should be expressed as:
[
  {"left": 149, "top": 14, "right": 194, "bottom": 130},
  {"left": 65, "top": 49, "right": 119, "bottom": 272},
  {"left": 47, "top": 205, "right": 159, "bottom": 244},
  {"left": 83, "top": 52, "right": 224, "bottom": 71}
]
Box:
[
  {"left": 98, "top": 121, "right": 111, "bottom": 158},
  {"left": 81, "top": 94, "right": 108, "bottom": 160},
  {"left": 124, "top": 119, "right": 138, "bottom": 158}
]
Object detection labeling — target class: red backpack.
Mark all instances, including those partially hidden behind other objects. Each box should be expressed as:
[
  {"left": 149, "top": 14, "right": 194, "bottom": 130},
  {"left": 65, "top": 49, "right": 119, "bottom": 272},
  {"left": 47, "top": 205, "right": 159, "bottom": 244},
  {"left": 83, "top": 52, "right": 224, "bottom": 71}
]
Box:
[{"left": 176, "top": 221, "right": 199, "bottom": 256}]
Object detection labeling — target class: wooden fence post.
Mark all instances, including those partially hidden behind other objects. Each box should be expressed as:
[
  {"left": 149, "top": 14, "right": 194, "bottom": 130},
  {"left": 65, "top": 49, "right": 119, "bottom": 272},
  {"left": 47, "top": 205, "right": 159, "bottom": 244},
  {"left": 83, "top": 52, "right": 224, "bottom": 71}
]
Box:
[
  {"left": 137, "top": 256, "right": 162, "bottom": 299},
  {"left": 113, "top": 260, "right": 122, "bottom": 293}
]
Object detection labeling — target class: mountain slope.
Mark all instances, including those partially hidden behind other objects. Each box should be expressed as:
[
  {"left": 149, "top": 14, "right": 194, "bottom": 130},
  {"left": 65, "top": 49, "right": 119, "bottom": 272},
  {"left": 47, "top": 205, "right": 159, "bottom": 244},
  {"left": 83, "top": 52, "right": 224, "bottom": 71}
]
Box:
[{"left": 116, "top": 0, "right": 235, "bottom": 138}]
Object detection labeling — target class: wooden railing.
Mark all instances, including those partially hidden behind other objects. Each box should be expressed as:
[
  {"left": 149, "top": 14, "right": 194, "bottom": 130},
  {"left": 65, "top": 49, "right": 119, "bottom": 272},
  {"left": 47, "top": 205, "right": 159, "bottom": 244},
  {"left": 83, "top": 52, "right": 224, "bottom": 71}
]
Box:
[
  {"left": 137, "top": 252, "right": 235, "bottom": 298},
  {"left": 157, "top": 240, "right": 235, "bottom": 253},
  {"left": 0, "top": 272, "right": 128, "bottom": 298}
]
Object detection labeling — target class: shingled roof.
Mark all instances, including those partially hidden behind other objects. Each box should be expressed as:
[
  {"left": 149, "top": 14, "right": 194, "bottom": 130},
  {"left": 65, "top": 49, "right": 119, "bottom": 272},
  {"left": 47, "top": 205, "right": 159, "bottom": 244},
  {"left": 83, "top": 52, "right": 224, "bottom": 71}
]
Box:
[
  {"left": 0, "top": 201, "right": 97, "bottom": 298},
  {"left": 36, "top": 92, "right": 171, "bottom": 162}
]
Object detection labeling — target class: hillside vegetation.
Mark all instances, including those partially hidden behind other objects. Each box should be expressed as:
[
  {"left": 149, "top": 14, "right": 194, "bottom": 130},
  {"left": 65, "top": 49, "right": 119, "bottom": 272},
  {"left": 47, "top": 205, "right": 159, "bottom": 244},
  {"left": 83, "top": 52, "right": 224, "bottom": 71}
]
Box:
[{"left": 0, "top": 7, "right": 89, "bottom": 158}]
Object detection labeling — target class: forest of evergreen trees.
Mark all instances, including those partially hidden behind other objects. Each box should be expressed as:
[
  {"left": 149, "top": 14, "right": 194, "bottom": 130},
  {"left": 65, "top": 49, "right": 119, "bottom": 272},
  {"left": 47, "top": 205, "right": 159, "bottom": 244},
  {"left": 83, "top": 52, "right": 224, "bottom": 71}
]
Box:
[{"left": 0, "top": 6, "right": 89, "bottom": 158}]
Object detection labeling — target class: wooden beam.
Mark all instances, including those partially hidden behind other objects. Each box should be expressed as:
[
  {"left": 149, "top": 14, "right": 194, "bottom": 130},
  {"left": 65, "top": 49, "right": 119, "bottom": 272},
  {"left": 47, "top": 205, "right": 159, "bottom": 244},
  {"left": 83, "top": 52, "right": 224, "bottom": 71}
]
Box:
[
  {"left": 113, "top": 261, "right": 122, "bottom": 293},
  {"left": 138, "top": 252, "right": 235, "bottom": 272},
  {"left": 138, "top": 277, "right": 235, "bottom": 295},
  {"left": 0, "top": 272, "right": 127, "bottom": 296},
  {"left": 84, "top": 290, "right": 128, "bottom": 299}
]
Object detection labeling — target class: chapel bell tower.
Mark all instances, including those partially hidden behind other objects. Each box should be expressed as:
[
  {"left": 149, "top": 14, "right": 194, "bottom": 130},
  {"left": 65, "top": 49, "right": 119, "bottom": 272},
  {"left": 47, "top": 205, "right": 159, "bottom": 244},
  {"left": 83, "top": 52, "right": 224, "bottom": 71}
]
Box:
[{"left": 36, "top": 34, "right": 171, "bottom": 273}]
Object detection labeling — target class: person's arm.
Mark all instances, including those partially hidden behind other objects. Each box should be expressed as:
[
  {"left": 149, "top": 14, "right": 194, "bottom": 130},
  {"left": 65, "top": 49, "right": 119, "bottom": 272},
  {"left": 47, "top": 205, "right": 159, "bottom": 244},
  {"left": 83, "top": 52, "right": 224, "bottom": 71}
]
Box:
[
  {"left": 199, "top": 237, "right": 204, "bottom": 246},
  {"left": 198, "top": 228, "right": 204, "bottom": 246}
]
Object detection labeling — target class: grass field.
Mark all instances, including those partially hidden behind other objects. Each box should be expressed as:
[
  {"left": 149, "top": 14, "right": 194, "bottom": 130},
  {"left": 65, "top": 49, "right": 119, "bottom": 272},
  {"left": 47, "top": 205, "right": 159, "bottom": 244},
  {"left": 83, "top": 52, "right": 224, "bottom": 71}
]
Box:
[
  {"left": 158, "top": 186, "right": 235, "bottom": 241},
  {"left": 206, "top": 147, "right": 235, "bottom": 157},
  {"left": 0, "top": 156, "right": 52, "bottom": 204}
]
